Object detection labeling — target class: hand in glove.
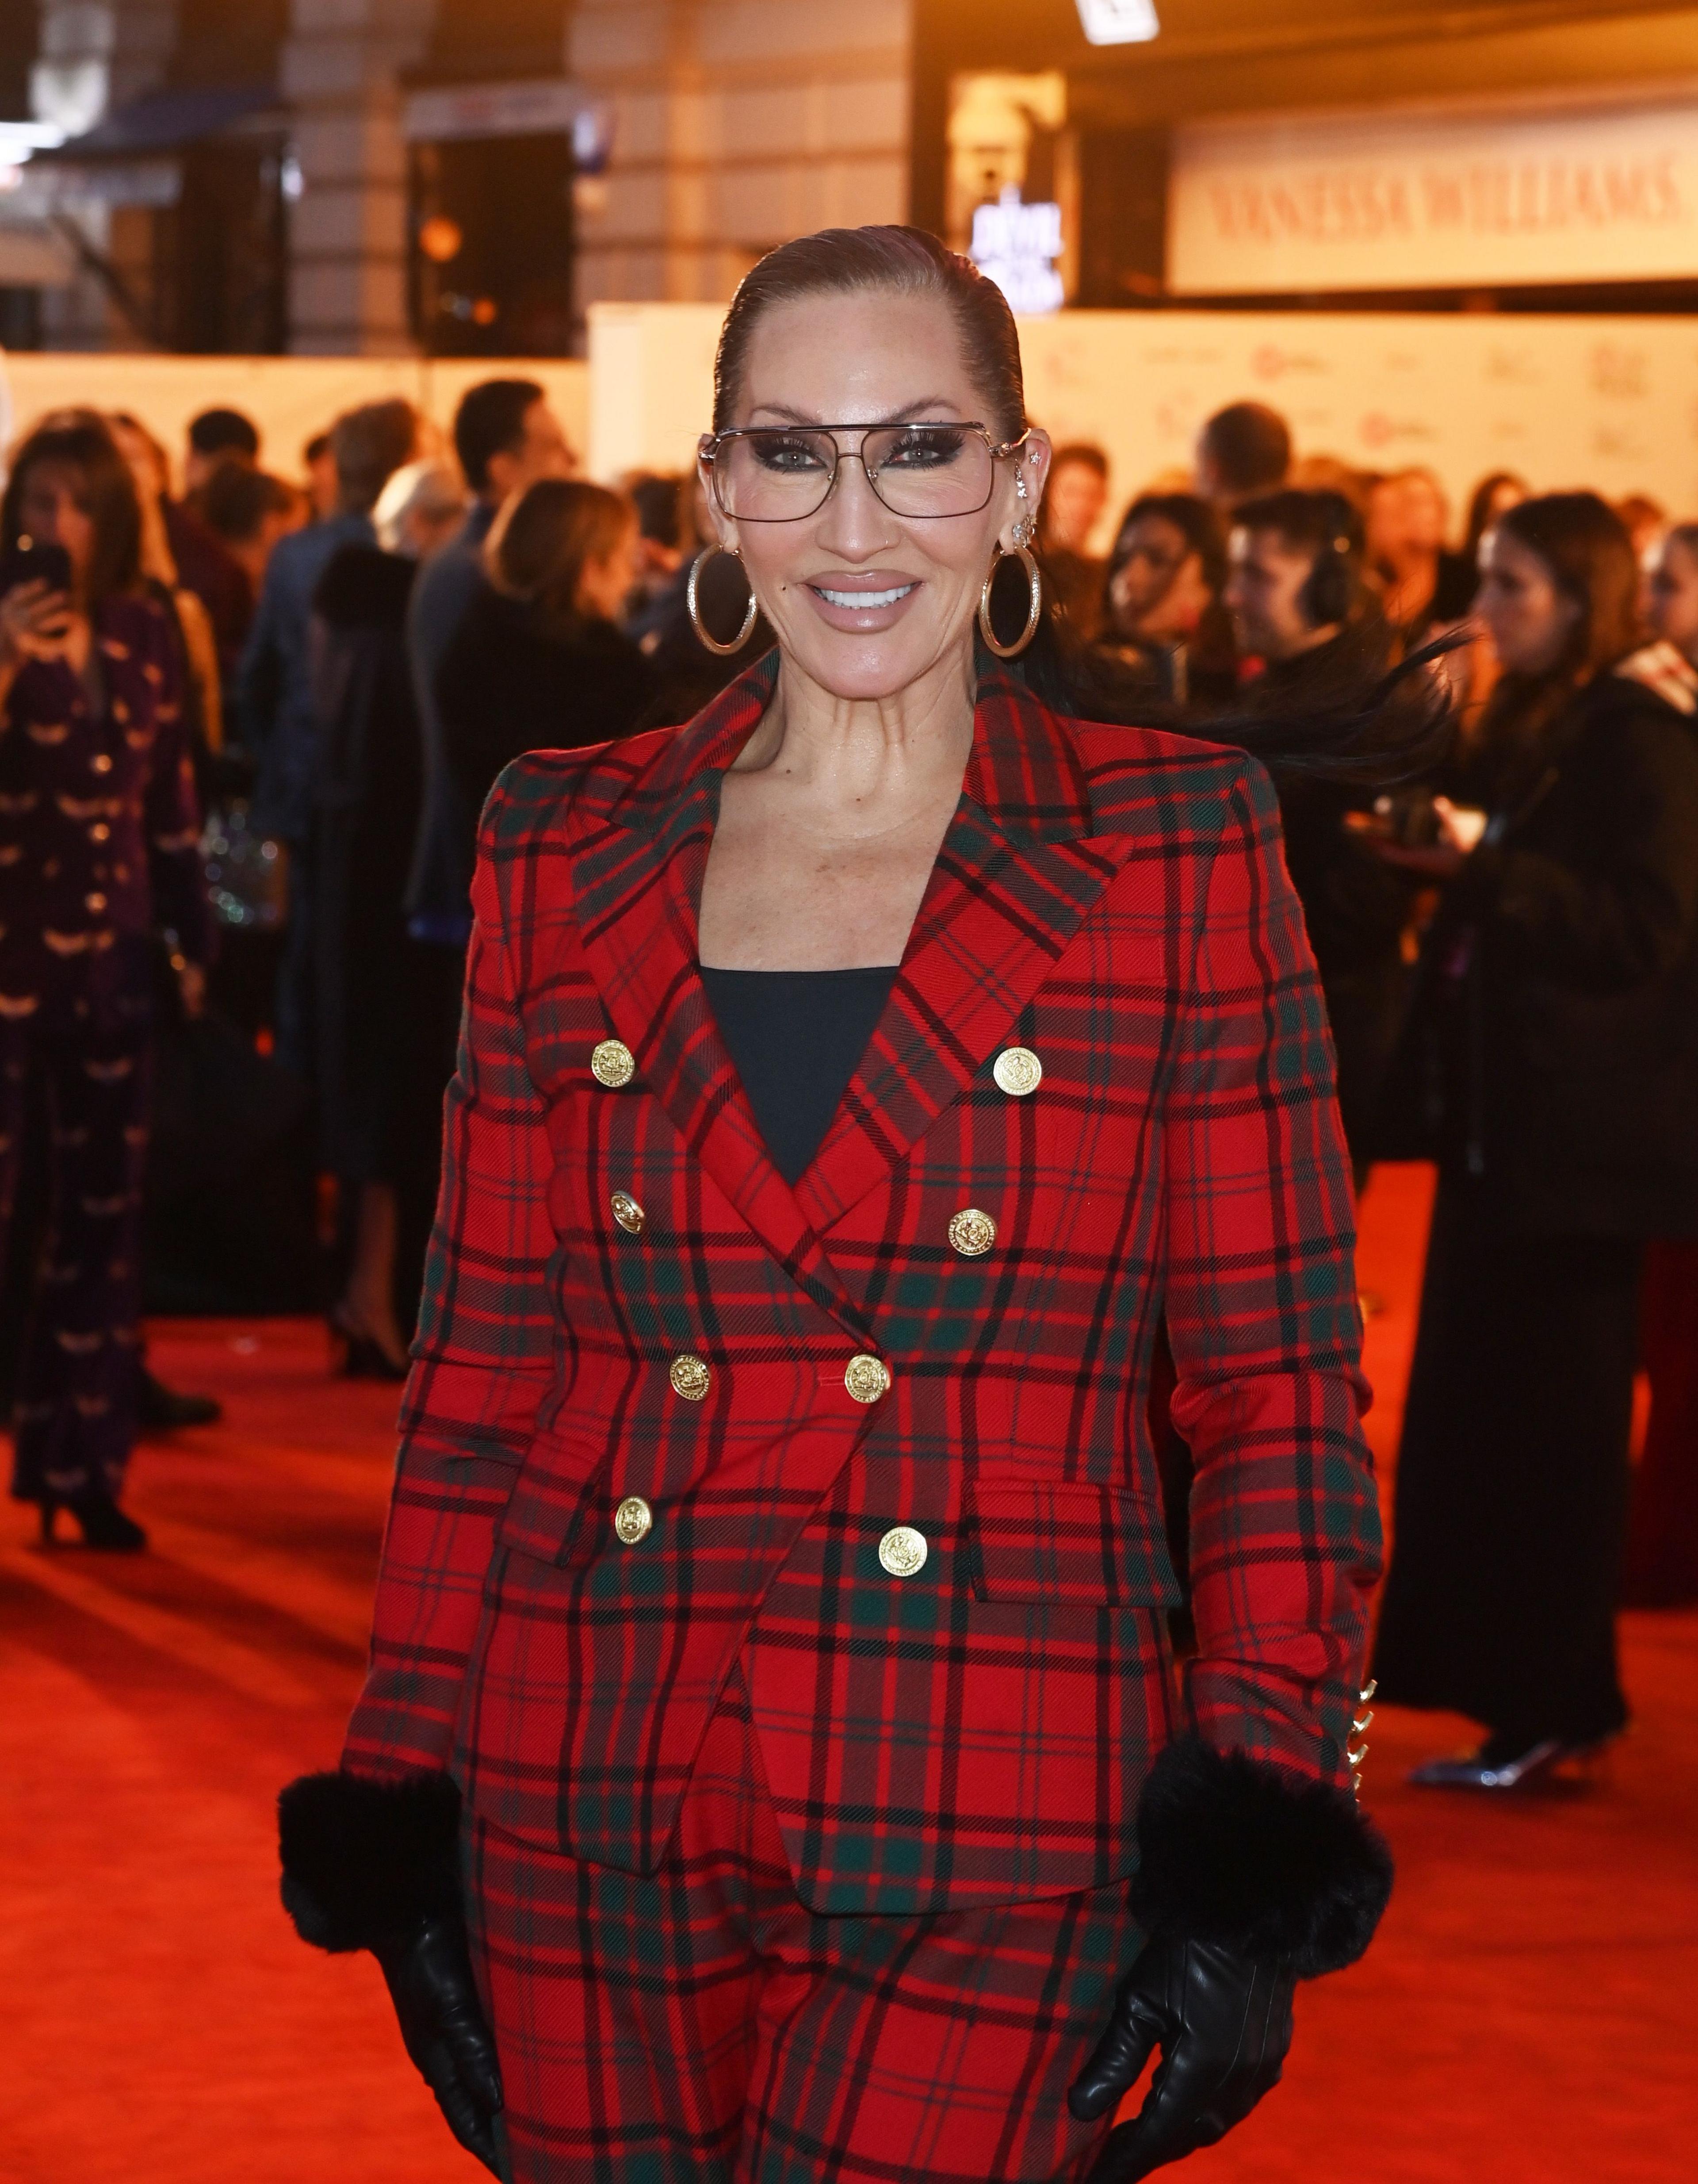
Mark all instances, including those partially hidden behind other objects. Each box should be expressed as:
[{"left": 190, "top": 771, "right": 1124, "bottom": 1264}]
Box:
[
  {"left": 375, "top": 1914, "right": 506, "bottom": 2176},
  {"left": 1067, "top": 1936, "right": 1293, "bottom": 2181}
]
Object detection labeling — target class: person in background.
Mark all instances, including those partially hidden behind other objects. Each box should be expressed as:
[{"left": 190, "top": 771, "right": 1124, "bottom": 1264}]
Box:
[
  {"left": 310, "top": 459, "right": 467, "bottom": 1380},
  {"left": 1037, "top": 441, "right": 1109, "bottom": 636},
  {"left": 1619, "top": 521, "right": 1698, "bottom": 1608},
  {"left": 404, "top": 377, "right": 576, "bottom": 955},
  {"left": 1096, "top": 490, "right": 1235, "bottom": 706},
  {"left": 1194, "top": 398, "right": 1291, "bottom": 510},
  {"left": 622, "top": 471, "right": 687, "bottom": 620},
  {"left": 1365, "top": 468, "right": 1475, "bottom": 651},
  {"left": 1289, "top": 452, "right": 1369, "bottom": 506},
  {"left": 199, "top": 465, "right": 306, "bottom": 606},
  {"left": 1225, "top": 489, "right": 1419, "bottom": 1183},
  {"left": 303, "top": 433, "right": 339, "bottom": 525},
  {"left": 108, "top": 410, "right": 251, "bottom": 684},
  {"left": 0, "top": 411, "right": 211, "bottom": 1549},
  {"left": 107, "top": 412, "right": 226, "bottom": 766},
  {"left": 1617, "top": 492, "right": 1667, "bottom": 569},
  {"left": 236, "top": 397, "right": 419, "bottom": 1076},
  {"left": 1461, "top": 470, "right": 1528, "bottom": 578},
  {"left": 1372, "top": 493, "right": 1698, "bottom": 1789},
  {"left": 184, "top": 407, "right": 260, "bottom": 503},
  {"left": 436, "top": 477, "right": 655, "bottom": 833}
]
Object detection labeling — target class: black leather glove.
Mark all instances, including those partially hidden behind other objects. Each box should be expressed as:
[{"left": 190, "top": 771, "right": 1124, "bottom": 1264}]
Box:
[
  {"left": 374, "top": 1913, "right": 505, "bottom": 2177},
  {"left": 1068, "top": 1936, "right": 1294, "bottom": 2181}
]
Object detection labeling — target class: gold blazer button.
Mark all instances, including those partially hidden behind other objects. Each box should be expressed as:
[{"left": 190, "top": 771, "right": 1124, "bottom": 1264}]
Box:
[
  {"left": 878, "top": 1525, "right": 928, "bottom": 1578},
  {"left": 669, "top": 1353, "right": 711, "bottom": 1401},
  {"left": 948, "top": 1207, "right": 997, "bottom": 1257},
  {"left": 992, "top": 1046, "right": 1042, "bottom": 1096},
  {"left": 611, "top": 1191, "right": 646, "bottom": 1234},
  {"left": 845, "top": 1353, "right": 891, "bottom": 1404},
  {"left": 590, "top": 1038, "right": 636, "bottom": 1088},
  {"left": 613, "top": 1495, "right": 653, "bottom": 1545}
]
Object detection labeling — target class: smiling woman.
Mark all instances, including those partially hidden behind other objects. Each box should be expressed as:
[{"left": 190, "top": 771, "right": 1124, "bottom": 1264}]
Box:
[{"left": 279, "top": 226, "right": 1392, "bottom": 2184}]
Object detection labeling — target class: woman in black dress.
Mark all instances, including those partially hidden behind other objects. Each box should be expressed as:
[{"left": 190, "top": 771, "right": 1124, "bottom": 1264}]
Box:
[{"left": 1372, "top": 492, "right": 1698, "bottom": 1788}]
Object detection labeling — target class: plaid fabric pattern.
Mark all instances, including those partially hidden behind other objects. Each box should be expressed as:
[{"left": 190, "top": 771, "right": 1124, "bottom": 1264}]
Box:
[
  {"left": 466, "top": 1668, "right": 1138, "bottom": 2184},
  {"left": 344, "top": 655, "right": 1379, "bottom": 1914}
]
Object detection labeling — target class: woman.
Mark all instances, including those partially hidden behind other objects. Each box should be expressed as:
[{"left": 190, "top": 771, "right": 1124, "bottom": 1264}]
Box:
[
  {"left": 280, "top": 229, "right": 1390, "bottom": 2183},
  {"left": 1096, "top": 491, "right": 1236, "bottom": 706},
  {"left": 1373, "top": 494, "right": 1698, "bottom": 1787},
  {"left": 1364, "top": 468, "right": 1475, "bottom": 652},
  {"left": 435, "top": 478, "right": 656, "bottom": 829},
  {"left": 0, "top": 410, "right": 210, "bottom": 1549},
  {"left": 311, "top": 462, "right": 466, "bottom": 1380}
]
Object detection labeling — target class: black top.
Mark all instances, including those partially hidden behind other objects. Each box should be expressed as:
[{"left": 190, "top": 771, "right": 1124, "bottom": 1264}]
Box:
[{"left": 700, "top": 965, "right": 898, "bottom": 1185}]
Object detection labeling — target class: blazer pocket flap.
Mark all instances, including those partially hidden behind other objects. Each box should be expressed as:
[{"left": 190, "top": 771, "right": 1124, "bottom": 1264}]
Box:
[{"left": 968, "top": 1476, "right": 1181, "bottom": 1607}]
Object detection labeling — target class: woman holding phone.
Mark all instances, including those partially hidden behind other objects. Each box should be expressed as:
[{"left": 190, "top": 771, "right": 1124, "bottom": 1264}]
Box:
[{"left": 0, "top": 408, "right": 210, "bottom": 1550}]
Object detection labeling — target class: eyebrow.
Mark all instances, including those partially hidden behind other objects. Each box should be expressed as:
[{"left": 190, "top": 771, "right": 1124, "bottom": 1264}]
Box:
[{"left": 743, "top": 398, "right": 972, "bottom": 426}]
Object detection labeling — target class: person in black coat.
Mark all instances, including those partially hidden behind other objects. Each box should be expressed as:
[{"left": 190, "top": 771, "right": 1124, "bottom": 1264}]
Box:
[
  {"left": 1371, "top": 492, "right": 1698, "bottom": 1789},
  {"left": 435, "top": 478, "right": 658, "bottom": 833}
]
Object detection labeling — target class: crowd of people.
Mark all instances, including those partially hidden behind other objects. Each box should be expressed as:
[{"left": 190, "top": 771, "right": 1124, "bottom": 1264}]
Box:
[{"left": 1, "top": 371, "right": 1694, "bottom": 1791}]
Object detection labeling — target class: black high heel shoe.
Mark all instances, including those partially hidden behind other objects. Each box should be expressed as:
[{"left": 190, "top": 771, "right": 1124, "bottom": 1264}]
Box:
[{"left": 38, "top": 1494, "right": 148, "bottom": 1552}]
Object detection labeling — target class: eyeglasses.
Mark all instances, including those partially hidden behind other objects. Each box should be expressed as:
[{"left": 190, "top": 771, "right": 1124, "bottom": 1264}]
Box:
[{"left": 703, "top": 422, "right": 1029, "bottom": 523}]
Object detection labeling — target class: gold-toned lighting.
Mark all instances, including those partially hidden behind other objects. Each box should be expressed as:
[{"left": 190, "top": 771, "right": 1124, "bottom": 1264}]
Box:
[{"left": 1075, "top": 0, "right": 1160, "bottom": 45}]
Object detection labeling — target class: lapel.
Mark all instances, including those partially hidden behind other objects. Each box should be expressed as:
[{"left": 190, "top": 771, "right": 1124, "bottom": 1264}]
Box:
[{"left": 567, "top": 656, "right": 1133, "bottom": 1322}]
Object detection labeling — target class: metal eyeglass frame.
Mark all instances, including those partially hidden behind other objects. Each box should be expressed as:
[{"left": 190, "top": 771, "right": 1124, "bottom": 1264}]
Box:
[{"left": 701, "top": 422, "right": 1032, "bottom": 521}]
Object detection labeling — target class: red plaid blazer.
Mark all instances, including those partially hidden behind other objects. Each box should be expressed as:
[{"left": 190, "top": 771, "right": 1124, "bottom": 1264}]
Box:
[{"left": 344, "top": 656, "right": 1380, "bottom": 1915}]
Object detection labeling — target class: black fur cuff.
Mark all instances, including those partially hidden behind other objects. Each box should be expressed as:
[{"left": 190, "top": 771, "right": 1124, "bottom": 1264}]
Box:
[
  {"left": 277, "top": 1769, "right": 463, "bottom": 1953},
  {"left": 1130, "top": 1737, "right": 1393, "bottom": 1979}
]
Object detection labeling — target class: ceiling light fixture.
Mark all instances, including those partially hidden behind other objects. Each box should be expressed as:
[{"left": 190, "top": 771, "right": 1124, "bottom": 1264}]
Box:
[{"left": 1076, "top": 0, "right": 1161, "bottom": 45}]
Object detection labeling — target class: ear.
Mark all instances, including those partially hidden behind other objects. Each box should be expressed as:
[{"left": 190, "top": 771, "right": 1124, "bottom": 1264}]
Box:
[
  {"left": 999, "top": 429, "right": 1053, "bottom": 552},
  {"left": 697, "top": 436, "right": 738, "bottom": 551}
]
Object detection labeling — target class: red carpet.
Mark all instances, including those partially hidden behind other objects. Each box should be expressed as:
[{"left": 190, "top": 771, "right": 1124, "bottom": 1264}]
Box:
[{"left": 3, "top": 1163, "right": 1694, "bottom": 2181}]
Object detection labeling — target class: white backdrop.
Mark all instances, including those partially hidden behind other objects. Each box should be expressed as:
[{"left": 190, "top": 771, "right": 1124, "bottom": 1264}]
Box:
[{"left": 585, "top": 300, "right": 1698, "bottom": 546}]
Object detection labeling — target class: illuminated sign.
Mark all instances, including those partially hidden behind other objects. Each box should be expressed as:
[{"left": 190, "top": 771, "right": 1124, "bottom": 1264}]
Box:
[
  {"left": 971, "top": 186, "right": 1065, "bottom": 315},
  {"left": 1076, "top": 0, "right": 1160, "bottom": 44}
]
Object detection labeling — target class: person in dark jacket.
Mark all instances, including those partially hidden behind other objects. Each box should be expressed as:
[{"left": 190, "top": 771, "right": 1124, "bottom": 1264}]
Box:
[
  {"left": 1371, "top": 493, "right": 1698, "bottom": 1789},
  {"left": 0, "top": 410, "right": 211, "bottom": 1549},
  {"left": 435, "top": 478, "right": 656, "bottom": 828},
  {"left": 1096, "top": 491, "right": 1238, "bottom": 710}
]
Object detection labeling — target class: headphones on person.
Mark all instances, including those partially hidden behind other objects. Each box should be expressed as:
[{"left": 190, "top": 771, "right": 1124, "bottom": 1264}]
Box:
[{"left": 1298, "top": 504, "right": 1362, "bottom": 629}]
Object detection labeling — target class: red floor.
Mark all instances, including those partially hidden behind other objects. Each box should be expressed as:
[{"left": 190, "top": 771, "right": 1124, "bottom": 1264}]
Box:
[{"left": 2, "top": 1163, "right": 1694, "bottom": 2182}]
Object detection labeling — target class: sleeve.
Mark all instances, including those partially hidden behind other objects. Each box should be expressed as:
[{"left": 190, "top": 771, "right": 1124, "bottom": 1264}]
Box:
[
  {"left": 142, "top": 607, "right": 213, "bottom": 966},
  {"left": 232, "top": 555, "right": 286, "bottom": 760},
  {"left": 340, "top": 785, "right": 562, "bottom": 1780},
  {"left": 1161, "top": 758, "right": 1380, "bottom": 1792}
]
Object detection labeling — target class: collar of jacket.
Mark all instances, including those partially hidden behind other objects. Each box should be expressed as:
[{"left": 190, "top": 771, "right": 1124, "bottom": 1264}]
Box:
[{"left": 565, "top": 652, "right": 1135, "bottom": 1340}]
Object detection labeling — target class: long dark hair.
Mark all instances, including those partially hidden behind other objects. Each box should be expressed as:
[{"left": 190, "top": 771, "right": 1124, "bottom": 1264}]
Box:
[
  {"left": 2, "top": 407, "right": 143, "bottom": 605},
  {"left": 713, "top": 225, "right": 1454, "bottom": 782}
]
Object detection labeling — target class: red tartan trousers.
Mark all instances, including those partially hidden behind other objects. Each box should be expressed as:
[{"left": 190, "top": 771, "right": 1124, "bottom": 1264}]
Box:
[{"left": 465, "top": 1669, "right": 1138, "bottom": 2184}]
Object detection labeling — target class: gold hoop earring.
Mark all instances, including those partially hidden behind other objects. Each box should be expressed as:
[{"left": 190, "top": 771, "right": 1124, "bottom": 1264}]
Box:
[
  {"left": 977, "top": 542, "right": 1043, "bottom": 659},
  {"left": 687, "top": 544, "right": 758, "bottom": 656}
]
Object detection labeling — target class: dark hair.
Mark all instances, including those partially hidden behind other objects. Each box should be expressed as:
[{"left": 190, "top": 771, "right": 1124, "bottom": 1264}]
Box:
[
  {"left": 628, "top": 472, "right": 682, "bottom": 548},
  {"left": 199, "top": 464, "right": 300, "bottom": 547},
  {"left": 1461, "top": 469, "right": 1526, "bottom": 569},
  {"left": 2, "top": 407, "right": 142, "bottom": 605},
  {"left": 330, "top": 398, "right": 418, "bottom": 517},
  {"left": 453, "top": 377, "right": 546, "bottom": 496},
  {"left": 188, "top": 406, "right": 259, "bottom": 462},
  {"left": 1494, "top": 491, "right": 1641, "bottom": 684},
  {"left": 1108, "top": 492, "right": 1228, "bottom": 598},
  {"left": 1198, "top": 402, "right": 1291, "bottom": 499},
  {"left": 304, "top": 432, "right": 331, "bottom": 465},
  {"left": 1051, "top": 442, "right": 1109, "bottom": 480},
  {"left": 714, "top": 225, "right": 1025, "bottom": 439},
  {"left": 490, "top": 478, "right": 633, "bottom": 640}
]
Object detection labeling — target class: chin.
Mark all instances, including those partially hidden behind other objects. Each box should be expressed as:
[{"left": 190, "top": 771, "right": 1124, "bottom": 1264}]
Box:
[{"left": 785, "top": 628, "right": 964, "bottom": 703}]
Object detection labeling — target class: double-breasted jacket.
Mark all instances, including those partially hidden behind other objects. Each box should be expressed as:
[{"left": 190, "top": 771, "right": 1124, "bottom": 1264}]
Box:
[{"left": 344, "top": 658, "right": 1380, "bottom": 1916}]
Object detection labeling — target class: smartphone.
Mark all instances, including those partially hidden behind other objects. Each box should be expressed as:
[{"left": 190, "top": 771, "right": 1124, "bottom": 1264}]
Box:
[{"left": 0, "top": 539, "right": 74, "bottom": 600}]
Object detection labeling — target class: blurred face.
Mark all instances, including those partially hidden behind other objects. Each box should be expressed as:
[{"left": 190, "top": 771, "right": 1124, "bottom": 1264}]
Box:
[
  {"left": 1648, "top": 534, "right": 1698, "bottom": 663},
  {"left": 489, "top": 400, "right": 575, "bottom": 500},
  {"left": 1476, "top": 528, "right": 1581, "bottom": 674},
  {"left": 1224, "top": 525, "right": 1325, "bottom": 661},
  {"left": 1045, "top": 457, "right": 1107, "bottom": 556},
  {"left": 575, "top": 517, "right": 642, "bottom": 622},
  {"left": 109, "top": 418, "right": 166, "bottom": 502},
  {"left": 701, "top": 289, "right": 1050, "bottom": 705},
  {"left": 1109, "top": 514, "right": 1212, "bottom": 640},
  {"left": 17, "top": 460, "right": 97, "bottom": 591}
]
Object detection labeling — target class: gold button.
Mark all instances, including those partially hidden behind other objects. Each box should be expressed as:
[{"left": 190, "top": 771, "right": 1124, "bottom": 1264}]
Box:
[
  {"left": 611, "top": 1191, "right": 645, "bottom": 1234},
  {"left": 844, "top": 1353, "right": 890, "bottom": 1404},
  {"left": 992, "top": 1046, "right": 1042, "bottom": 1097},
  {"left": 947, "top": 1207, "right": 997, "bottom": 1257},
  {"left": 878, "top": 1525, "right": 928, "bottom": 1578},
  {"left": 590, "top": 1038, "right": 636, "bottom": 1088},
  {"left": 613, "top": 1495, "right": 653, "bottom": 1544},
  {"left": 669, "top": 1353, "right": 711, "bottom": 1401}
]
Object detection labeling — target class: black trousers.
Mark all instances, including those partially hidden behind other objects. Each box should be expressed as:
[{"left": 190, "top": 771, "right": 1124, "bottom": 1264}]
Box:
[{"left": 1373, "top": 1174, "right": 1639, "bottom": 1747}]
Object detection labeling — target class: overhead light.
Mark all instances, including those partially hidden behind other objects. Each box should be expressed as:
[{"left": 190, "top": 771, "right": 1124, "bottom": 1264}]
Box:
[{"left": 1076, "top": 0, "right": 1160, "bottom": 44}]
